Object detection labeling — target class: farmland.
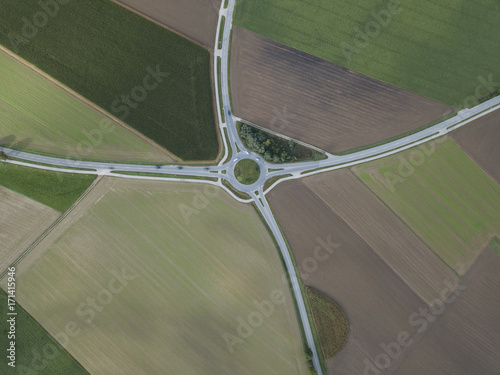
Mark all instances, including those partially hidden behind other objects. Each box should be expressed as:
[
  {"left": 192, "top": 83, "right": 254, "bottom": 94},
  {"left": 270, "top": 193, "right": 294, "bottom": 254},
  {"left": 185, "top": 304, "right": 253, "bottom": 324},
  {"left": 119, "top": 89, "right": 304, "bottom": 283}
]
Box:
[
  {"left": 11, "top": 178, "right": 308, "bottom": 375},
  {"left": 0, "top": 162, "right": 95, "bottom": 212},
  {"left": 0, "top": 0, "right": 219, "bottom": 161},
  {"left": 0, "top": 49, "right": 174, "bottom": 163},
  {"left": 113, "top": 0, "right": 221, "bottom": 49},
  {"left": 267, "top": 178, "right": 428, "bottom": 374},
  {"left": 0, "top": 187, "right": 59, "bottom": 273},
  {"left": 234, "top": 0, "right": 500, "bottom": 106},
  {"left": 394, "top": 248, "right": 500, "bottom": 374},
  {"left": 353, "top": 138, "right": 500, "bottom": 274},
  {"left": 452, "top": 108, "right": 500, "bottom": 184},
  {"left": 229, "top": 27, "right": 452, "bottom": 154},
  {"left": 267, "top": 169, "right": 499, "bottom": 374},
  {"left": 0, "top": 289, "right": 89, "bottom": 375}
]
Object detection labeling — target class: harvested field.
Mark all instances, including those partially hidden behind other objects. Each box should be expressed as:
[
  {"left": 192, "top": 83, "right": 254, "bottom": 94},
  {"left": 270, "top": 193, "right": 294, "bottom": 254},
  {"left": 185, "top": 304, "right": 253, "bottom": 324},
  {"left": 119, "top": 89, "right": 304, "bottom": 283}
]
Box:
[
  {"left": 353, "top": 138, "right": 500, "bottom": 274},
  {"left": 11, "top": 178, "right": 308, "bottom": 375},
  {"left": 395, "top": 248, "right": 500, "bottom": 375},
  {"left": 229, "top": 27, "right": 453, "bottom": 154},
  {"left": 452, "top": 108, "right": 500, "bottom": 184},
  {"left": 0, "top": 49, "right": 173, "bottom": 163},
  {"left": 267, "top": 179, "right": 427, "bottom": 374},
  {"left": 0, "top": 187, "right": 59, "bottom": 273},
  {"left": 113, "top": 0, "right": 221, "bottom": 49}
]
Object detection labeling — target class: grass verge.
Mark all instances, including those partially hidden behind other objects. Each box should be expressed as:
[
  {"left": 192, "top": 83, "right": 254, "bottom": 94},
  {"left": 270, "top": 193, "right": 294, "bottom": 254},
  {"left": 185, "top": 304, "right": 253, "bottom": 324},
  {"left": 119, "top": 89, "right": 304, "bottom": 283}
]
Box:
[
  {"left": 217, "top": 57, "right": 225, "bottom": 123},
  {"left": 110, "top": 171, "right": 218, "bottom": 182},
  {"left": 222, "top": 179, "right": 251, "bottom": 199},
  {"left": 263, "top": 174, "right": 292, "bottom": 191},
  {"left": 234, "top": 159, "right": 260, "bottom": 185}
]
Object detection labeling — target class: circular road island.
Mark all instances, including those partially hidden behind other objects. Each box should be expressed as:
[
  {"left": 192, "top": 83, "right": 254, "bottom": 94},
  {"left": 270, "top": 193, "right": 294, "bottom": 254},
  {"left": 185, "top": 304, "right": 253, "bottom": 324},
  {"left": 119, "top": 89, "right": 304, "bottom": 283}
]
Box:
[{"left": 234, "top": 159, "right": 261, "bottom": 185}]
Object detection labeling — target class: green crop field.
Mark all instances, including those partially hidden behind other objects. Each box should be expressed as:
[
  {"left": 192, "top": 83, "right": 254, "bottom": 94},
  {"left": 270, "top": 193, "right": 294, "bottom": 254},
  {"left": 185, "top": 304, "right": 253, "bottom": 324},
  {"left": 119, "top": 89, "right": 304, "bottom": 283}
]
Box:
[
  {"left": 0, "top": 289, "right": 89, "bottom": 374},
  {"left": 235, "top": 0, "right": 500, "bottom": 106},
  {"left": 0, "top": 0, "right": 218, "bottom": 161},
  {"left": 0, "top": 50, "right": 173, "bottom": 163},
  {"left": 10, "top": 179, "right": 308, "bottom": 374},
  {"left": 353, "top": 139, "right": 500, "bottom": 274},
  {"left": 0, "top": 163, "right": 95, "bottom": 212},
  {"left": 305, "top": 287, "right": 349, "bottom": 360}
]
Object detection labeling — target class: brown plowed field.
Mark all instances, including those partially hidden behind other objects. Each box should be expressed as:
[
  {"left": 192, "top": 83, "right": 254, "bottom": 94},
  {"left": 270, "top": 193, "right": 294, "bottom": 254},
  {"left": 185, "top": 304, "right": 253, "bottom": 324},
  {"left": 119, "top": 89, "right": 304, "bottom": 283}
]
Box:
[
  {"left": 267, "top": 178, "right": 426, "bottom": 374},
  {"left": 300, "top": 170, "right": 455, "bottom": 304},
  {"left": 0, "top": 187, "right": 60, "bottom": 272},
  {"left": 113, "top": 0, "right": 221, "bottom": 49},
  {"left": 230, "top": 27, "right": 454, "bottom": 153},
  {"left": 452, "top": 109, "right": 500, "bottom": 184},
  {"left": 395, "top": 248, "right": 500, "bottom": 375},
  {"left": 269, "top": 170, "right": 499, "bottom": 373}
]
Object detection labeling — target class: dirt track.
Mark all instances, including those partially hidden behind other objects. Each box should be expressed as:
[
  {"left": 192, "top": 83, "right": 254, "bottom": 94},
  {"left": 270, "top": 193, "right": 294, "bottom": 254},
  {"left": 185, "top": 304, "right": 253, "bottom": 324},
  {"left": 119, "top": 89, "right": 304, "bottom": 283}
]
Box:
[
  {"left": 452, "top": 108, "right": 500, "bottom": 184},
  {"left": 114, "top": 0, "right": 221, "bottom": 49},
  {"left": 0, "top": 187, "right": 60, "bottom": 273},
  {"left": 230, "top": 27, "right": 453, "bottom": 153}
]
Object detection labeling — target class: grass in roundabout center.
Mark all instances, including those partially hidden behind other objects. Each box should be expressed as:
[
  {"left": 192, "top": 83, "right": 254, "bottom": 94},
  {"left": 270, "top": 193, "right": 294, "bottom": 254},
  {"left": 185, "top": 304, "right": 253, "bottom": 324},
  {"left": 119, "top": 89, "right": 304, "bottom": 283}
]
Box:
[{"left": 234, "top": 159, "right": 260, "bottom": 185}]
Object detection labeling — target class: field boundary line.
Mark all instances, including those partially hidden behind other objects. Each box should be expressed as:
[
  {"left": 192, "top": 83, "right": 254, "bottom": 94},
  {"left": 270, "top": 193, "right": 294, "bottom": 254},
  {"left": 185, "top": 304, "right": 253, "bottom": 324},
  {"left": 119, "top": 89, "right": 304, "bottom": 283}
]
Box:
[
  {"left": 0, "top": 45, "right": 180, "bottom": 163},
  {"left": 110, "top": 0, "right": 209, "bottom": 50},
  {"left": 0, "top": 175, "right": 104, "bottom": 280}
]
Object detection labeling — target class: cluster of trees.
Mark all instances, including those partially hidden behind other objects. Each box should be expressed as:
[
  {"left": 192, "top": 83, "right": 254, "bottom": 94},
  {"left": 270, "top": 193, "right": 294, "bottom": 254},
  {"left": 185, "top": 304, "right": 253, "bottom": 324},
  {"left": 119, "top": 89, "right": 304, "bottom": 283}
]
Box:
[
  {"left": 239, "top": 124, "right": 297, "bottom": 163},
  {"left": 305, "top": 348, "right": 318, "bottom": 374}
]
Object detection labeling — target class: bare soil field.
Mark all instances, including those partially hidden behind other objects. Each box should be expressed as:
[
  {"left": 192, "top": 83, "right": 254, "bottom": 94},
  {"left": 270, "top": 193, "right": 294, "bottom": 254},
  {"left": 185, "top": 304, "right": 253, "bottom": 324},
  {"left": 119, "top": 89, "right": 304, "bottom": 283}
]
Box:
[
  {"left": 452, "top": 108, "right": 500, "bottom": 184},
  {"left": 300, "top": 169, "right": 456, "bottom": 304},
  {"left": 113, "top": 0, "right": 221, "bottom": 49},
  {"left": 0, "top": 187, "right": 60, "bottom": 272},
  {"left": 230, "top": 27, "right": 453, "bottom": 153},
  {"left": 267, "top": 179, "right": 427, "bottom": 374},
  {"left": 9, "top": 178, "right": 308, "bottom": 375},
  {"left": 395, "top": 248, "right": 500, "bottom": 375}
]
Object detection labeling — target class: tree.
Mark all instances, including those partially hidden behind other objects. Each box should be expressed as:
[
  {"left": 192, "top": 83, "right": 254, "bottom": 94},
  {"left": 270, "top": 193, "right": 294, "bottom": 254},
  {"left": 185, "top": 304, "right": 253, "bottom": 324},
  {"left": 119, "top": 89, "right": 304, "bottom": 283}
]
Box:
[{"left": 0, "top": 151, "right": 8, "bottom": 160}]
